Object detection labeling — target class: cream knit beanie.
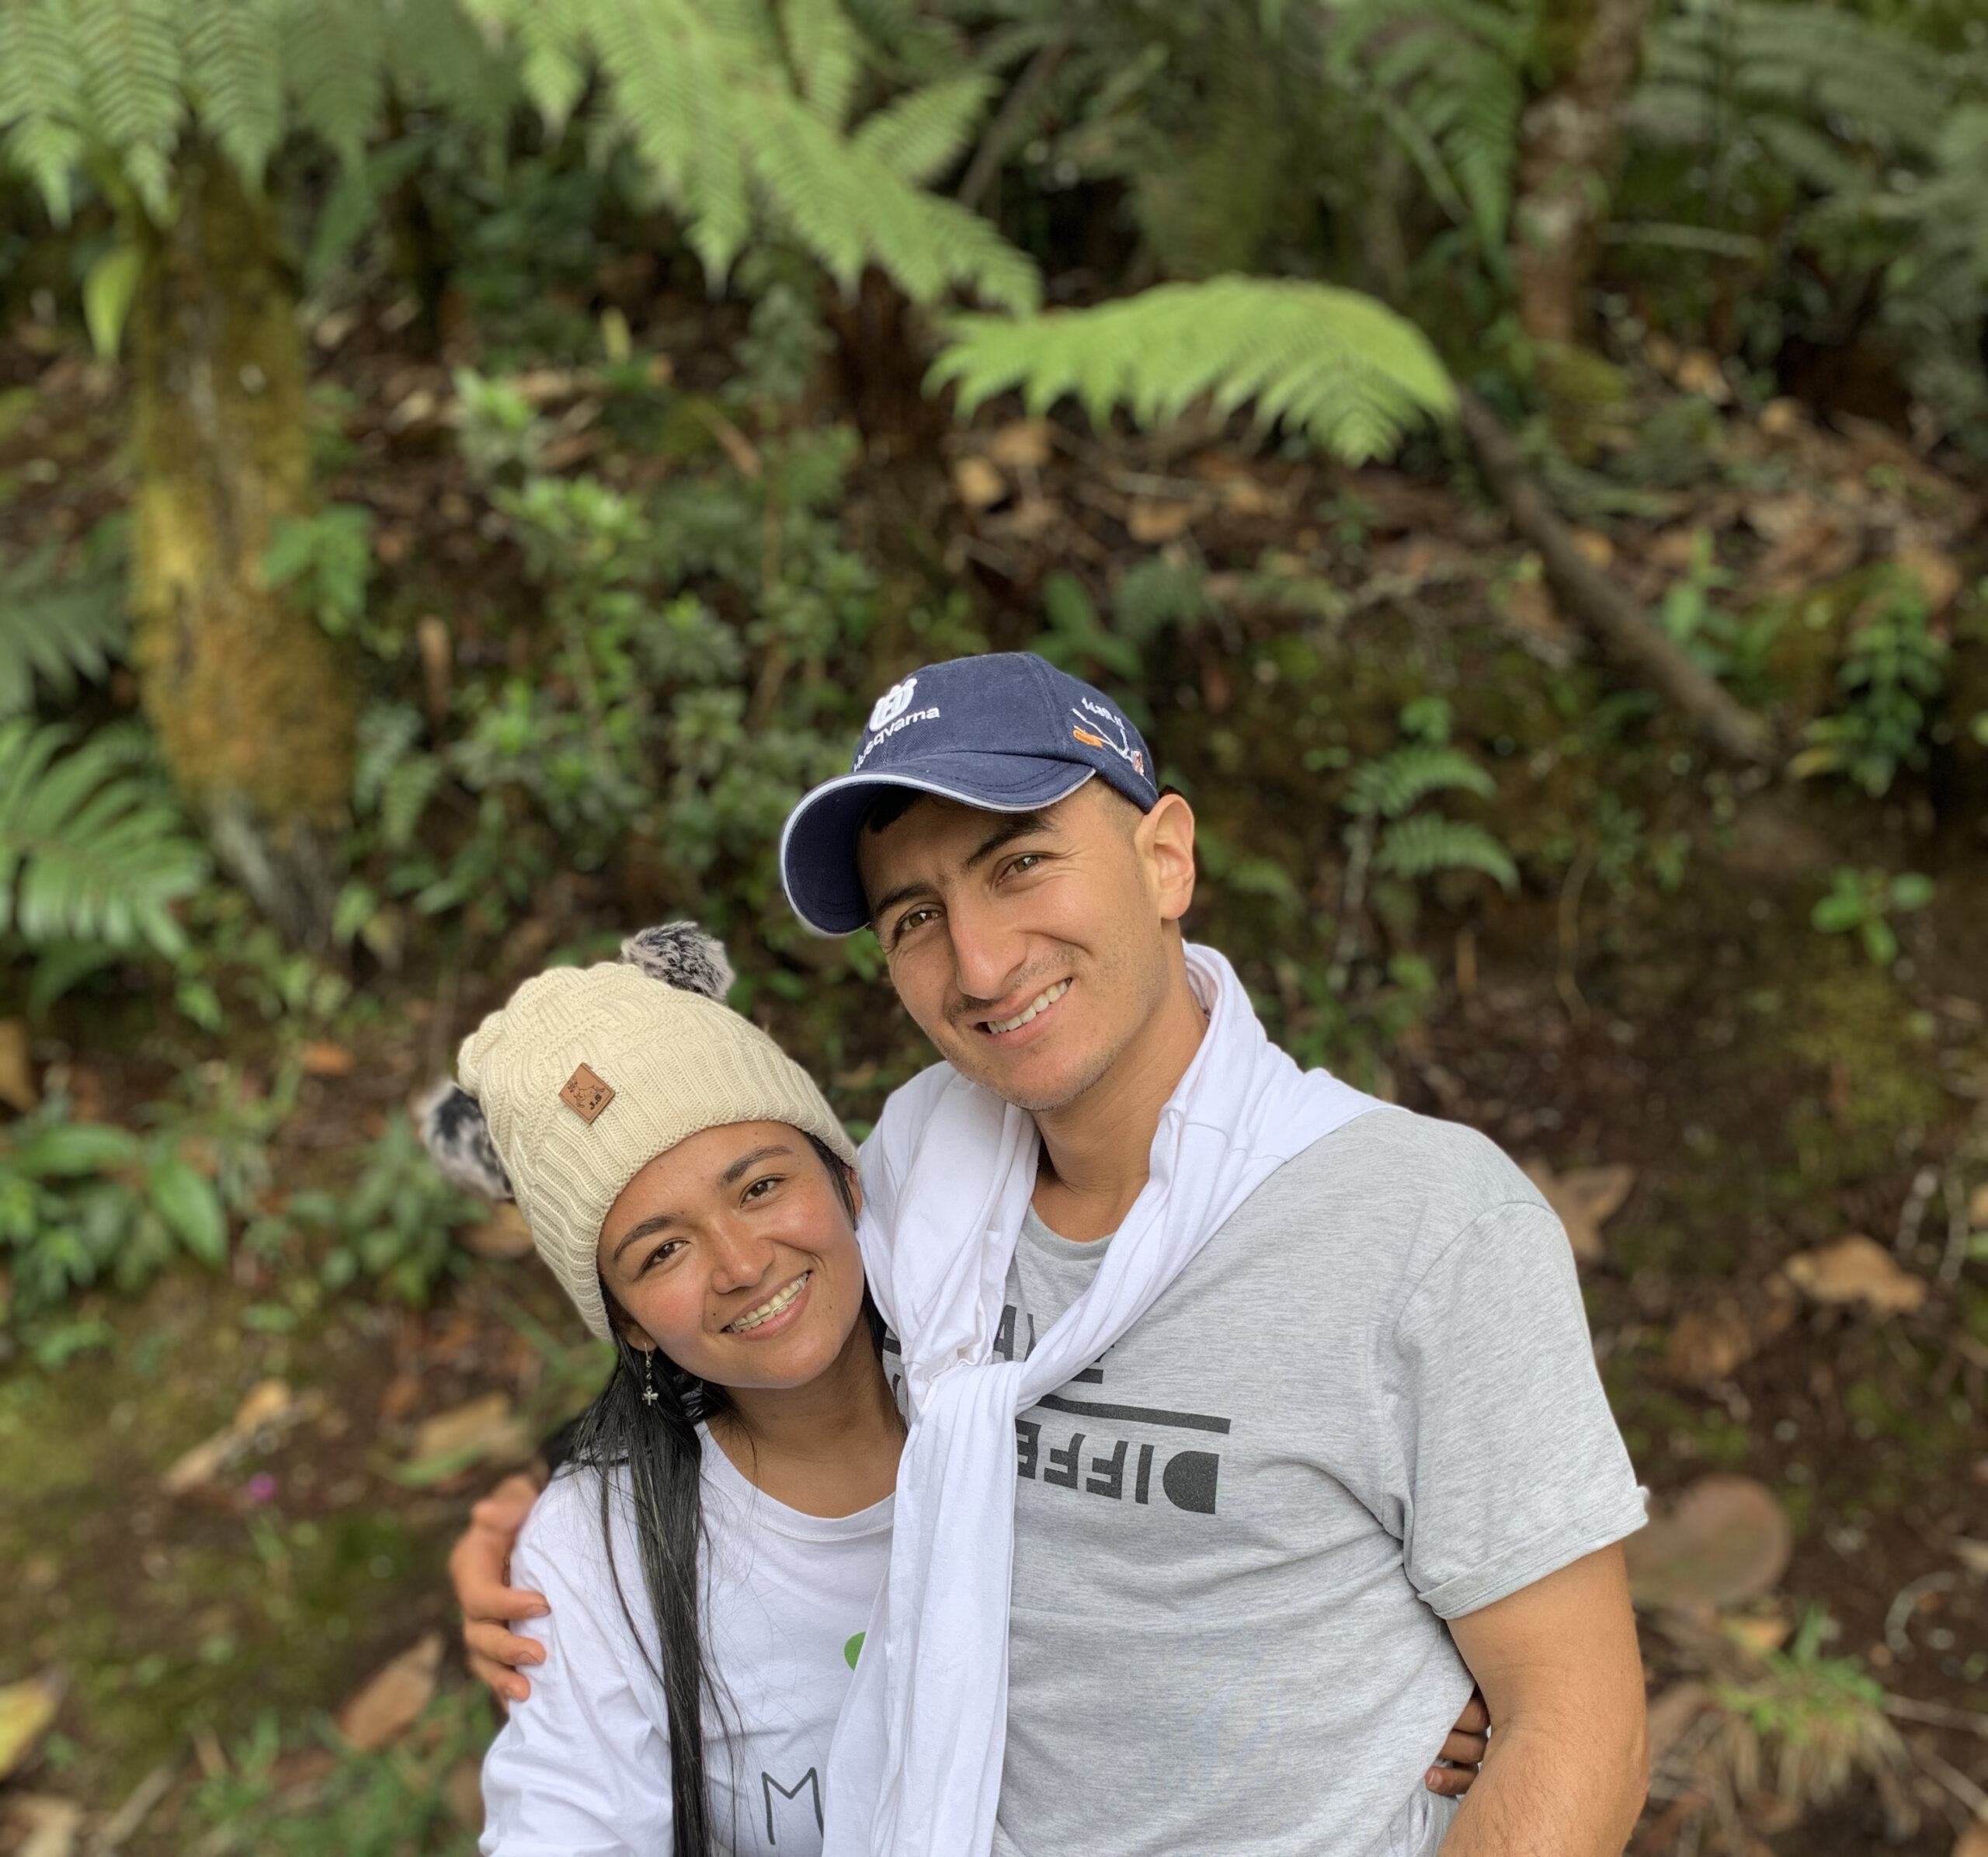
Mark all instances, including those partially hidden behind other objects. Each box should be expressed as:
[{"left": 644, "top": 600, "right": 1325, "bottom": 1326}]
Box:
[{"left": 419, "top": 923, "right": 856, "bottom": 1340}]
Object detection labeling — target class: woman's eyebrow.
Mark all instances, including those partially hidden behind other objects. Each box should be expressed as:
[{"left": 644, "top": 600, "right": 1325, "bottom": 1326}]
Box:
[
  {"left": 611, "top": 1212, "right": 679, "bottom": 1262},
  {"left": 718, "top": 1142, "right": 794, "bottom": 1186}
]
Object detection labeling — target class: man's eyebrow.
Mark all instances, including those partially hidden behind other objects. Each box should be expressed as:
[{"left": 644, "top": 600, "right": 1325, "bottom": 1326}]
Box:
[
  {"left": 866, "top": 812, "right": 1058, "bottom": 927},
  {"left": 962, "top": 810, "right": 1055, "bottom": 871}
]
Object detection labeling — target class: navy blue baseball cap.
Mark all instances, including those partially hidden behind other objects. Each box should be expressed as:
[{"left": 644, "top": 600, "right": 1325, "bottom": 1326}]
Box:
[{"left": 779, "top": 652, "right": 1161, "bottom": 934}]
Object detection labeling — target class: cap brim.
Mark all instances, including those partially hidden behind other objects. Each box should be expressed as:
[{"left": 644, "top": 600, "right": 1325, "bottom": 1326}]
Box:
[{"left": 779, "top": 757, "right": 1095, "bottom": 935}]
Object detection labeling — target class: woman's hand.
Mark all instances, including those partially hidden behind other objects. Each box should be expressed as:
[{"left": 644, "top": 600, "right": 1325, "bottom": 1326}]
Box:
[
  {"left": 450, "top": 1469, "right": 551, "bottom": 1705},
  {"left": 1425, "top": 1688, "right": 1491, "bottom": 1797}
]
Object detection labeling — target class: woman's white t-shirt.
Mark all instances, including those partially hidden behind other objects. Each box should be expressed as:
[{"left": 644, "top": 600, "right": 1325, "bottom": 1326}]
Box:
[{"left": 479, "top": 1432, "right": 892, "bottom": 1857}]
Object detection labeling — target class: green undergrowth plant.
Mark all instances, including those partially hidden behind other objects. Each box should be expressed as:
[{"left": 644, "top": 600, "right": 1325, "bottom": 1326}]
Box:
[
  {"left": 0, "top": 522, "right": 127, "bottom": 717},
  {"left": 1809, "top": 867, "right": 1934, "bottom": 966},
  {"left": 0, "top": 718, "right": 210, "bottom": 1012},
  {"left": 1708, "top": 1608, "right": 1915, "bottom": 1838},
  {"left": 285, "top": 1116, "right": 484, "bottom": 1306},
  {"left": 182, "top": 1687, "right": 491, "bottom": 1857},
  {"left": 1790, "top": 582, "right": 1949, "bottom": 797},
  {"left": 0, "top": 1099, "right": 229, "bottom": 1351}
]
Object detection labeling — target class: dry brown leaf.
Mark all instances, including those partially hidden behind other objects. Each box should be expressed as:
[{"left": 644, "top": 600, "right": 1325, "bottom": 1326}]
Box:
[
  {"left": 1781, "top": 1236, "right": 1927, "bottom": 1317},
  {"left": 1675, "top": 349, "right": 1733, "bottom": 403},
  {"left": 8, "top": 1795, "right": 83, "bottom": 1857},
  {"left": 951, "top": 456, "right": 1006, "bottom": 510},
  {"left": 1646, "top": 1681, "right": 1713, "bottom": 1761},
  {"left": 335, "top": 1633, "right": 443, "bottom": 1752},
  {"left": 299, "top": 1041, "right": 353, "bottom": 1078},
  {"left": 0, "top": 1018, "right": 37, "bottom": 1113},
  {"left": 1125, "top": 499, "right": 1194, "bottom": 544},
  {"left": 1758, "top": 397, "right": 1809, "bottom": 437},
  {"left": 1569, "top": 527, "right": 1614, "bottom": 570},
  {"left": 1895, "top": 542, "right": 1962, "bottom": 614},
  {"left": 1523, "top": 1159, "right": 1636, "bottom": 1265},
  {"left": 408, "top": 1392, "right": 533, "bottom": 1470},
  {"left": 1757, "top": 519, "right": 1861, "bottom": 592},
  {"left": 1968, "top": 1181, "right": 1988, "bottom": 1228},
  {"left": 986, "top": 419, "right": 1051, "bottom": 471},
  {"left": 1742, "top": 491, "right": 1823, "bottom": 544},
  {"left": 1625, "top": 1475, "right": 1792, "bottom": 1612},
  {"left": 1950, "top": 1538, "right": 1988, "bottom": 1578},
  {"left": 0, "top": 1676, "right": 61, "bottom": 1780},
  {"left": 1664, "top": 1301, "right": 1756, "bottom": 1386},
  {"left": 1722, "top": 1608, "right": 1793, "bottom": 1657},
  {"left": 162, "top": 1380, "right": 310, "bottom": 1494},
  {"left": 444, "top": 1758, "right": 485, "bottom": 1832},
  {"left": 461, "top": 1201, "right": 535, "bottom": 1261}
]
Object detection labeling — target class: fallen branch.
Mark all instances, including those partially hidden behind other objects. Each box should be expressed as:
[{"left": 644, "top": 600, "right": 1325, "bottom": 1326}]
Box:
[{"left": 1457, "top": 389, "right": 1774, "bottom": 764}]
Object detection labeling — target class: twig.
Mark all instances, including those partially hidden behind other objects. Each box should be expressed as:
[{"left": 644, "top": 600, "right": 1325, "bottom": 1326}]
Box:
[
  {"left": 1886, "top": 1694, "right": 1988, "bottom": 1740},
  {"left": 1885, "top": 1570, "right": 1959, "bottom": 1656},
  {"left": 1557, "top": 843, "right": 1596, "bottom": 1026},
  {"left": 1940, "top": 1164, "right": 1972, "bottom": 1285},
  {"left": 957, "top": 30, "right": 1071, "bottom": 213},
  {"left": 1895, "top": 1163, "right": 1940, "bottom": 1257},
  {"left": 1914, "top": 1741, "right": 1988, "bottom": 1821},
  {"left": 92, "top": 1759, "right": 179, "bottom": 1854},
  {"left": 1456, "top": 389, "right": 1774, "bottom": 764}
]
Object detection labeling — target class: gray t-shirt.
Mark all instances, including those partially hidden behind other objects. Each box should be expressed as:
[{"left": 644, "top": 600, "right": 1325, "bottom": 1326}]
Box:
[{"left": 985, "top": 1107, "right": 1646, "bottom": 1857}]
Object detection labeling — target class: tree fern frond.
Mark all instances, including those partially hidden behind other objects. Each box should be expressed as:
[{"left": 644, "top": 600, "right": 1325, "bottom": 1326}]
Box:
[
  {"left": 182, "top": 0, "right": 283, "bottom": 184},
  {"left": 1338, "top": 0, "right": 1524, "bottom": 250},
  {"left": 283, "top": 0, "right": 386, "bottom": 165},
  {"left": 1343, "top": 744, "right": 1495, "bottom": 819},
  {"left": 852, "top": 71, "right": 989, "bottom": 184},
  {"left": 71, "top": 0, "right": 186, "bottom": 215},
  {"left": 1374, "top": 815, "right": 1517, "bottom": 891},
  {"left": 0, "top": 538, "right": 128, "bottom": 718},
  {"left": 933, "top": 277, "right": 1451, "bottom": 464},
  {"left": 0, "top": 0, "right": 91, "bottom": 219},
  {"left": 0, "top": 722, "right": 207, "bottom": 956},
  {"left": 386, "top": 0, "right": 516, "bottom": 140},
  {"left": 781, "top": 0, "right": 860, "bottom": 127}
]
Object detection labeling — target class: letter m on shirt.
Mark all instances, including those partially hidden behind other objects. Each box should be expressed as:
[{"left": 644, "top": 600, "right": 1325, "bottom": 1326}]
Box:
[{"left": 763, "top": 1766, "right": 823, "bottom": 1842}]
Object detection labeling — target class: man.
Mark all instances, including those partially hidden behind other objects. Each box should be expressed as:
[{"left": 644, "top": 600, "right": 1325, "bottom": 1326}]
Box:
[{"left": 455, "top": 652, "right": 1648, "bottom": 1854}]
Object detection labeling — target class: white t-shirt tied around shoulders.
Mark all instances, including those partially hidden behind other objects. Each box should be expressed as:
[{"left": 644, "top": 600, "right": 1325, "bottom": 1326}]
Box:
[
  {"left": 824, "top": 944, "right": 1386, "bottom": 1857},
  {"left": 478, "top": 1434, "right": 891, "bottom": 1857}
]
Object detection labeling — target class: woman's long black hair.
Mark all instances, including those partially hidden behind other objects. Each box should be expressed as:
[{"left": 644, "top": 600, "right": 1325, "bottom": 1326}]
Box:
[{"left": 560, "top": 1133, "right": 874, "bottom": 1857}]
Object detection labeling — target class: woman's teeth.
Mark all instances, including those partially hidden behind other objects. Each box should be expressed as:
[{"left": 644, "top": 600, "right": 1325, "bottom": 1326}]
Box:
[
  {"left": 725, "top": 1273, "right": 809, "bottom": 1334},
  {"left": 985, "top": 980, "right": 1069, "bottom": 1035}
]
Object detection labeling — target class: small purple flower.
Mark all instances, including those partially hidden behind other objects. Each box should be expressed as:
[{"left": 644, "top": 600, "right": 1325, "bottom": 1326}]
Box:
[{"left": 245, "top": 1473, "right": 277, "bottom": 1504}]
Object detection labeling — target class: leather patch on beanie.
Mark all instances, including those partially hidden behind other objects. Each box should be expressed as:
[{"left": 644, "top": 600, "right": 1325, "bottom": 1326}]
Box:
[{"left": 559, "top": 1063, "right": 615, "bottom": 1124}]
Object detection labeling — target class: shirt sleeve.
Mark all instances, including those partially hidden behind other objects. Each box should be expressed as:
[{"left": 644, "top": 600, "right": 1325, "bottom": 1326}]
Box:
[
  {"left": 1389, "top": 1199, "right": 1647, "bottom": 1619},
  {"left": 478, "top": 1478, "right": 675, "bottom": 1857}
]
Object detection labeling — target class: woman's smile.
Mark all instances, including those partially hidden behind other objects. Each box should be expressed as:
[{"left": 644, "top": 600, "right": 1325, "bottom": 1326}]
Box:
[{"left": 722, "top": 1270, "right": 813, "bottom": 1337}]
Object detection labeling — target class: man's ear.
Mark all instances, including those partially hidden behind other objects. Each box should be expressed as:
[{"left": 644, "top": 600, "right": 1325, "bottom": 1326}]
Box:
[{"left": 1138, "top": 792, "right": 1197, "bottom": 925}]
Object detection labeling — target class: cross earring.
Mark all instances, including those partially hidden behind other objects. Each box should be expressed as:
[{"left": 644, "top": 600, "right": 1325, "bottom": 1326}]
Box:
[{"left": 641, "top": 1349, "right": 659, "bottom": 1406}]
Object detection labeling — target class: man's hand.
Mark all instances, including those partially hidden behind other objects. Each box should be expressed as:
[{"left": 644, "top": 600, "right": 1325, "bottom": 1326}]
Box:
[
  {"left": 450, "top": 1469, "right": 550, "bottom": 1705},
  {"left": 1440, "top": 1544, "right": 1648, "bottom": 1854},
  {"left": 1426, "top": 1688, "right": 1491, "bottom": 1797}
]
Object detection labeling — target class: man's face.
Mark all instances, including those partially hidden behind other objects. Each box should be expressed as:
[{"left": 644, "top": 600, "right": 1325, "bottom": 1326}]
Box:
[{"left": 856, "top": 781, "right": 1197, "bottom": 1114}]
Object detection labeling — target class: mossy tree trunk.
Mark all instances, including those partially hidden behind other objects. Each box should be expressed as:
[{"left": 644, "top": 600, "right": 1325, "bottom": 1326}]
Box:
[
  {"left": 1511, "top": 0, "right": 1656, "bottom": 346},
  {"left": 129, "top": 148, "right": 353, "bottom": 948}
]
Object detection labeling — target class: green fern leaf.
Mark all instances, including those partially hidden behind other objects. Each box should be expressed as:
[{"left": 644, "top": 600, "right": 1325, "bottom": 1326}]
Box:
[
  {"left": 933, "top": 276, "right": 1451, "bottom": 464},
  {"left": 852, "top": 71, "right": 990, "bottom": 185},
  {"left": 782, "top": 0, "right": 859, "bottom": 127},
  {"left": 0, "top": 0, "right": 92, "bottom": 220},
  {"left": 182, "top": 0, "right": 283, "bottom": 184},
  {"left": 72, "top": 0, "right": 186, "bottom": 217},
  {"left": 284, "top": 0, "right": 385, "bottom": 165},
  {"left": 353, "top": 701, "right": 423, "bottom": 815},
  {"left": 1343, "top": 744, "right": 1495, "bottom": 819},
  {"left": 0, "top": 537, "right": 128, "bottom": 718},
  {"left": 1374, "top": 815, "right": 1517, "bottom": 892},
  {"left": 0, "top": 721, "right": 207, "bottom": 957}
]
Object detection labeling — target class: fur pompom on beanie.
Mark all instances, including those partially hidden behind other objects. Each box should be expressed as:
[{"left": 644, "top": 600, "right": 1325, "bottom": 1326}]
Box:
[{"left": 419, "top": 923, "right": 856, "bottom": 1340}]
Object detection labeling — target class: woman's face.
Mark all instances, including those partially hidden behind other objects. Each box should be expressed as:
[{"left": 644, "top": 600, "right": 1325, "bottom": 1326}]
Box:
[{"left": 596, "top": 1121, "right": 865, "bottom": 1393}]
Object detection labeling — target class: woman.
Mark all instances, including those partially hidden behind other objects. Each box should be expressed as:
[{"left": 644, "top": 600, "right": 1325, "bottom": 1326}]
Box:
[{"left": 426, "top": 924, "right": 1485, "bottom": 1857}]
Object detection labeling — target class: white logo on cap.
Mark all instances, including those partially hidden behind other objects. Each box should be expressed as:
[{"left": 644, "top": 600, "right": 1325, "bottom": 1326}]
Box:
[{"left": 868, "top": 677, "right": 919, "bottom": 733}]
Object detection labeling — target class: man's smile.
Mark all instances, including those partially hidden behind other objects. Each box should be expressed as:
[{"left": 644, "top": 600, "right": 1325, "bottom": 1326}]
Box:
[{"left": 976, "top": 979, "right": 1071, "bottom": 1038}]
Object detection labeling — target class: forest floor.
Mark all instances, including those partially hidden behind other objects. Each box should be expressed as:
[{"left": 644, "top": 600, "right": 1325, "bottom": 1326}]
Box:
[{"left": 2, "top": 295, "right": 1986, "bottom": 1856}]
